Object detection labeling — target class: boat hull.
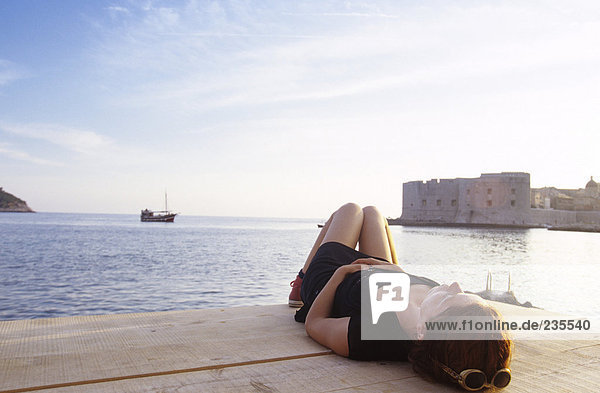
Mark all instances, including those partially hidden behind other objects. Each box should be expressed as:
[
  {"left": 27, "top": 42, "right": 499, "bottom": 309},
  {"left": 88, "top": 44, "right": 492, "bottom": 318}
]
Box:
[
  {"left": 140, "top": 209, "right": 177, "bottom": 222},
  {"left": 141, "top": 214, "right": 176, "bottom": 222}
]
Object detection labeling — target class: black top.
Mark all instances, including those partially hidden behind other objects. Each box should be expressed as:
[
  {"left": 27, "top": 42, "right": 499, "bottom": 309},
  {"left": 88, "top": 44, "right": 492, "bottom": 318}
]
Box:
[{"left": 295, "top": 242, "right": 439, "bottom": 360}]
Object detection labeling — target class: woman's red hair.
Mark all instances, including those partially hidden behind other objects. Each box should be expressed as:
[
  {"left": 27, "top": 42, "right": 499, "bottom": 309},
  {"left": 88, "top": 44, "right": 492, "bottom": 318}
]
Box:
[{"left": 408, "top": 303, "right": 513, "bottom": 389}]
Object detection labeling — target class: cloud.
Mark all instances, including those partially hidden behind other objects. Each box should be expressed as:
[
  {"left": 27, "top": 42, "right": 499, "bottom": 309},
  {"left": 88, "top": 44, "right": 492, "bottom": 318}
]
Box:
[
  {"left": 0, "top": 143, "right": 63, "bottom": 166},
  {"left": 0, "top": 59, "right": 25, "bottom": 87},
  {"left": 0, "top": 122, "right": 167, "bottom": 175},
  {"left": 0, "top": 122, "right": 112, "bottom": 154},
  {"left": 106, "top": 6, "right": 129, "bottom": 14},
  {"left": 281, "top": 12, "right": 400, "bottom": 19},
  {"left": 90, "top": 0, "right": 600, "bottom": 117}
]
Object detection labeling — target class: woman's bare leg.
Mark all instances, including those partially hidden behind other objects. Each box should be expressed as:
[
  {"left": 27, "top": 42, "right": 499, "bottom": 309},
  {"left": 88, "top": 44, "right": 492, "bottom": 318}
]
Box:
[
  {"left": 300, "top": 213, "right": 334, "bottom": 274},
  {"left": 301, "top": 203, "right": 364, "bottom": 273},
  {"left": 290, "top": 203, "right": 387, "bottom": 307},
  {"left": 358, "top": 206, "right": 393, "bottom": 262}
]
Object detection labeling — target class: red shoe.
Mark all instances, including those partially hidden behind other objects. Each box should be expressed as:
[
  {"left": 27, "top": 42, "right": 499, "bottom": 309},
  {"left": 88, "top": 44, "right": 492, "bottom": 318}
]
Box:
[{"left": 288, "top": 274, "right": 303, "bottom": 307}]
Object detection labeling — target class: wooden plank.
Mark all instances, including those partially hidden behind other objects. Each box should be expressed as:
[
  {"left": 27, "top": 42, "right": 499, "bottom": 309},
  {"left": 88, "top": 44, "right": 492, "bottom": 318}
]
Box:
[
  {"left": 12, "top": 341, "right": 600, "bottom": 393},
  {"left": 9, "top": 355, "right": 453, "bottom": 393},
  {"left": 509, "top": 340, "right": 600, "bottom": 393},
  {"left": 0, "top": 305, "right": 325, "bottom": 392},
  {"left": 1, "top": 303, "right": 599, "bottom": 392}
]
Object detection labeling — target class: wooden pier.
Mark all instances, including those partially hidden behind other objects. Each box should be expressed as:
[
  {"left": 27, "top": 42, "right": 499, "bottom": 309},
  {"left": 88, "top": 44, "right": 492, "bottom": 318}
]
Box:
[{"left": 1, "top": 303, "right": 599, "bottom": 392}]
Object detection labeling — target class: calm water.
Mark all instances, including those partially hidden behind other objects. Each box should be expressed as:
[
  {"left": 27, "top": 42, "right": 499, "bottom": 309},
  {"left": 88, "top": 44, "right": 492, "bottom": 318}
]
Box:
[{"left": 1, "top": 213, "right": 598, "bottom": 320}]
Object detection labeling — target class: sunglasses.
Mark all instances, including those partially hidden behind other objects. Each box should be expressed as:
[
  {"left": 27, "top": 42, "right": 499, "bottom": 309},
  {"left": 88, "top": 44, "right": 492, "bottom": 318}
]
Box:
[{"left": 433, "top": 358, "right": 511, "bottom": 391}]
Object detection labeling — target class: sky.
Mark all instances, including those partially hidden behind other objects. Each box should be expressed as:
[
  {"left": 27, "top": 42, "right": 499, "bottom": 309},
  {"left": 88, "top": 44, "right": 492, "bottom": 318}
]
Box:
[{"left": 1, "top": 0, "right": 599, "bottom": 218}]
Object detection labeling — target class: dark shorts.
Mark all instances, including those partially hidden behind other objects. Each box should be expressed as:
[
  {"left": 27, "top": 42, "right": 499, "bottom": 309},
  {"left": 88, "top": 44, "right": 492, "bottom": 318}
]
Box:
[
  {"left": 295, "top": 242, "right": 388, "bottom": 322},
  {"left": 294, "top": 241, "right": 439, "bottom": 323}
]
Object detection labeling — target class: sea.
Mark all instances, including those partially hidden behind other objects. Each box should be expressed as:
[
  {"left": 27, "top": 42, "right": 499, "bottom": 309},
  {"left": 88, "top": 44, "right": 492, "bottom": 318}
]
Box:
[{"left": 1, "top": 213, "right": 599, "bottom": 321}]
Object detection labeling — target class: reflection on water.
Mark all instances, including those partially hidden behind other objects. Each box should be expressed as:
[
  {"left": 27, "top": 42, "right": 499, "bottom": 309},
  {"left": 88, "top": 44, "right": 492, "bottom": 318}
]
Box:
[
  {"left": 393, "top": 226, "right": 599, "bottom": 317},
  {"left": 0, "top": 213, "right": 598, "bottom": 320}
]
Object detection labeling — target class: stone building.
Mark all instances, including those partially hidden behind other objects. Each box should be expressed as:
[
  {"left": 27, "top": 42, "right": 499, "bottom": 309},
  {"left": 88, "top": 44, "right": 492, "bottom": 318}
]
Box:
[
  {"left": 398, "top": 173, "right": 600, "bottom": 228},
  {"left": 400, "top": 172, "right": 531, "bottom": 227},
  {"left": 531, "top": 177, "right": 600, "bottom": 211}
]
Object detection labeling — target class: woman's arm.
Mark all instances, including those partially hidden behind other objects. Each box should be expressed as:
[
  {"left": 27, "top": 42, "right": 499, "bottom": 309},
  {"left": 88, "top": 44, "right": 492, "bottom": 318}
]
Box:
[
  {"left": 305, "top": 264, "right": 363, "bottom": 356},
  {"left": 352, "top": 258, "right": 405, "bottom": 272}
]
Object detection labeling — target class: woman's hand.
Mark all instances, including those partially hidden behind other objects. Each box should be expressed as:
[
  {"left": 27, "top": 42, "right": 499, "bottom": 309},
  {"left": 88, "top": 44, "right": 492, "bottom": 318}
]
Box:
[
  {"left": 334, "top": 263, "right": 365, "bottom": 278},
  {"left": 351, "top": 258, "right": 405, "bottom": 273},
  {"left": 351, "top": 257, "right": 391, "bottom": 266}
]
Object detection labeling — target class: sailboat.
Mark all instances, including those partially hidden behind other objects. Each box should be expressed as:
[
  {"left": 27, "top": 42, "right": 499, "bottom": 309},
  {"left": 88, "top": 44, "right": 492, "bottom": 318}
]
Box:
[{"left": 141, "top": 192, "right": 177, "bottom": 222}]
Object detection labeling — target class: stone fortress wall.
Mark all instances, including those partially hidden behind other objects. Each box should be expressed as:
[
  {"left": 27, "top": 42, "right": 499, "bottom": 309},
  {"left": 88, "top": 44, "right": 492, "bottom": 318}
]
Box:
[{"left": 399, "top": 172, "right": 600, "bottom": 228}]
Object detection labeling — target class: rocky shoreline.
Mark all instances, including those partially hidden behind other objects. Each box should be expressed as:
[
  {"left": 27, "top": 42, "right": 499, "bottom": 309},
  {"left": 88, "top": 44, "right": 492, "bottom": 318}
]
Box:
[
  {"left": 0, "top": 187, "right": 34, "bottom": 212},
  {"left": 0, "top": 206, "right": 34, "bottom": 212},
  {"left": 548, "top": 223, "right": 600, "bottom": 233}
]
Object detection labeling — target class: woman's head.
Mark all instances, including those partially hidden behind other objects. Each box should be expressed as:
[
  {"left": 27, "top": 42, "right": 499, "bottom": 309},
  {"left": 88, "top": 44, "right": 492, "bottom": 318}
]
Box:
[
  {"left": 417, "top": 282, "right": 486, "bottom": 337},
  {"left": 409, "top": 302, "right": 513, "bottom": 391}
]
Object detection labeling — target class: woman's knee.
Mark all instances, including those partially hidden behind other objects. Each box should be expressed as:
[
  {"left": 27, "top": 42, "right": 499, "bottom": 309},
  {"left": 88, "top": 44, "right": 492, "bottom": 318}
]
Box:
[
  {"left": 331, "top": 202, "right": 364, "bottom": 226},
  {"left": 322, "top": 202, "right": 364, "bottom": 248},
  {"left": 362, "top": 205, "right": 383, "bottom": 219},
  {"left": 336, "top": 202, "right": 363, "bottom": 216}
]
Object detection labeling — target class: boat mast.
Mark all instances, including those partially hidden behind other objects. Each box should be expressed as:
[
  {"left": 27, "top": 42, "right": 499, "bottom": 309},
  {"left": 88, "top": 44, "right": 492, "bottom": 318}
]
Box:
[{"left": 165, "top": 190, "right": 168, "bottom": 212}]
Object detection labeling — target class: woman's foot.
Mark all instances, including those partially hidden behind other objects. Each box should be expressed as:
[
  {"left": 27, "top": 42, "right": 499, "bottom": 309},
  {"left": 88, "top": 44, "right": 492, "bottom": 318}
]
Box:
[{"left": 288, "top": 274, "right": 303, "bottom": 307}]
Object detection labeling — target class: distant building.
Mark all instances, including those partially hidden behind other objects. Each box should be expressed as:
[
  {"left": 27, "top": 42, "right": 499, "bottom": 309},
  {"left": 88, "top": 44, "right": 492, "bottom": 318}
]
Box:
[
  {"left": 400, "top": 172, "right": 531, "bottom": 227},
  {"left": 531, "top": 177, "right": 600, "bottom": 211},
  {"left": 398, "top": 173, "right": 600, "bottom": 228}
]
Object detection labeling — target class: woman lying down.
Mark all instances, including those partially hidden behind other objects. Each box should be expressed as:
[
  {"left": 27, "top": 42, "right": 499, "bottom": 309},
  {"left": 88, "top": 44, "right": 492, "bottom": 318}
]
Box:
[{"left": 288, "top": 203, "right": 512, "bottom": 391}]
